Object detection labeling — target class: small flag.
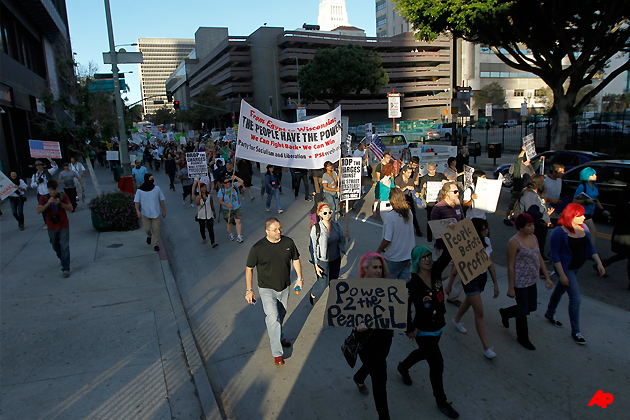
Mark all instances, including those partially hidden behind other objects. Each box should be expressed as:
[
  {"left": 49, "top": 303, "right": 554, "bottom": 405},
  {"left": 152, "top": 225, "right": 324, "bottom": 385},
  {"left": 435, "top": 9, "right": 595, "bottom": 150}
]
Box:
[
  {"left": 29, "top": 140, "right": 61, "bottom": 159},
  {"left": 370, "top": 134, "right": 385, "bottom": 161}
]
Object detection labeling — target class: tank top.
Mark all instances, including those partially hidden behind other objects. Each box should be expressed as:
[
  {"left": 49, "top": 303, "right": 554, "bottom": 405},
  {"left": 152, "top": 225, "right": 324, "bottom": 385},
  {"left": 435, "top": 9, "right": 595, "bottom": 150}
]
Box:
[{"left": 513, "top": 237, "right": 540, "bottom": 288}]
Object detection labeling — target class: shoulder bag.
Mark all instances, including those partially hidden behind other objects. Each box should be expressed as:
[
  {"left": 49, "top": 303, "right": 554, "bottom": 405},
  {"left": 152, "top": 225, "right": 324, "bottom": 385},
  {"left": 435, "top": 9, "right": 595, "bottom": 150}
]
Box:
[{"left": 341, "top": 329, "right": 373, "bottom": 368}]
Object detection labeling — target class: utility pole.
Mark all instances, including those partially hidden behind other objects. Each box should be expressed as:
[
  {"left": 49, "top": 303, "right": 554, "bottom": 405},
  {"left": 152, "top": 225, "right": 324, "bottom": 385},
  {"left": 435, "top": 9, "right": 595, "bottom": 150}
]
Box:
[{"left": 104, "top": 0, "right": 130, "bottom": 175}]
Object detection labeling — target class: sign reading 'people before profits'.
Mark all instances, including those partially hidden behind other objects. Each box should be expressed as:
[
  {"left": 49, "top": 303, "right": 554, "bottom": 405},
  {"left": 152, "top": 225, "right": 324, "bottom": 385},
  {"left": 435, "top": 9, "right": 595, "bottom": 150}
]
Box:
[
  {"left": 236, "top": 100, "right": 341, "bottom": 169},
  {"left": 440, "top": 218, "right": 491, "bottom": 285},
  {"left": 325, "top": 279, "right": 407, "bottom": 330}
]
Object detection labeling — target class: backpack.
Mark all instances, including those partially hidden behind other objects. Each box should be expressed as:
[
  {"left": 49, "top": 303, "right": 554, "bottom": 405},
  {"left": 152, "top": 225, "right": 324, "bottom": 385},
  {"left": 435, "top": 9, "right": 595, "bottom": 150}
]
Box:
[{"left": 308, "top": 223, "right": 322, "bottom": 265}]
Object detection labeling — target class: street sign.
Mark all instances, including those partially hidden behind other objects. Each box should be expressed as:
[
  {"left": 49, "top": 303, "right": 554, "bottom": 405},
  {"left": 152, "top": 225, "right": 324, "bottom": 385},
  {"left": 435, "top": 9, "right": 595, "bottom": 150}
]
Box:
[
  {"left": 521, "top": 102, "right": 528, "bottom": 116},
  {"left": 102, "top": 52, "right": 144, "bottom": 64},
  {"left": 388, "top": 93, "right": 402, "bottom": 119},
  {"left": 485, "top": 103, "right": 493, "bottom": 117}
]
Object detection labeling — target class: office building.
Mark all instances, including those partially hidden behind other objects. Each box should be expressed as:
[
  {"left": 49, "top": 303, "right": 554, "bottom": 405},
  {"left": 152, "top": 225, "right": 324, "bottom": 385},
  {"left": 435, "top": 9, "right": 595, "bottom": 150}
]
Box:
[
  {"left": 375, "top": 0, "right": 412, "bottom": 38},
  {"left": 137, "top": 38, "right": 195, "bottom": 116},
  {"left": 318, "top": 0, "right": 349, "bottom": 32}
]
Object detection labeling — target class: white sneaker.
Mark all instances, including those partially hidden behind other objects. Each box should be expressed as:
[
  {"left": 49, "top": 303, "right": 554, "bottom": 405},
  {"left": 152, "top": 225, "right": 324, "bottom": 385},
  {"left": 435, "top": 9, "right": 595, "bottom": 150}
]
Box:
[
  {"left": 182, "top": 200, "right": 186, "bottom": 205},
  {"left": 452, "top": 318, "right": 467, "bottom": 334},
  {"left": 237, "top": 235, "right": 243, "bottom": 243},
  {"left": 484, "top": 347, "right": 497, "bottom": 359},
  {"left": 191, "top": 203, "right": 195, "bottom": 207},
  {"left": 278, "top": 209, "right": 283, "bottom": 214},
  {"left": 229, "top": 234, "right": 235, "bottom": 241},
  {"left": 265, "top": 208, "right": 270, "bottom": 212}
]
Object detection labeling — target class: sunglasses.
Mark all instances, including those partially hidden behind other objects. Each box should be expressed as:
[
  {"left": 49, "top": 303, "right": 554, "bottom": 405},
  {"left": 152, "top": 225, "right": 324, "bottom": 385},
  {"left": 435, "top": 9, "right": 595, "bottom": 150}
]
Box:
[
  {"left": 420, "top": 255, "right": 432, "bottom": 261},
  {"left": 320, "top": 211, "right": 332, "bottom": 215},
  {"left": 450, "top": 190, "right": 459, "bottom": 194}
]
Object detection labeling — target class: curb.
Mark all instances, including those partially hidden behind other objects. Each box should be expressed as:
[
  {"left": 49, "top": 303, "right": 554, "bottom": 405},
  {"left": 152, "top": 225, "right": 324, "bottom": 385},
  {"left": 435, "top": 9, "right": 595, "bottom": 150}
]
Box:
[{"left": 159, "top": 248, "right": 222, "bottom": 420}]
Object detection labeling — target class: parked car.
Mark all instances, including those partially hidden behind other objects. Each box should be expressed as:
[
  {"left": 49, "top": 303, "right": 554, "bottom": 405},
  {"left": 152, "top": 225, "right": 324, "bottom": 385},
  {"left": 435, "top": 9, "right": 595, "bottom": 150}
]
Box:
[
  {"left": 527, "top": 120, "right": 550, "bottom": 128},
  {"left": 577, "top": 122, "right": 630, "bottom": 139},
  {"left": 432, "top": 122, "right": 470, "bottom": 142},
  {"left": 493, "top": 150, "right": 613, "bottom": 187},
  {"left": 561, "top": 160, "right": 630, "bottom": 215},
  {"left": 502, "top": 119, "right": 518, "bottom": 127},
  {"left": 368, "top": 133, "right": 411, "bottom": 164}
]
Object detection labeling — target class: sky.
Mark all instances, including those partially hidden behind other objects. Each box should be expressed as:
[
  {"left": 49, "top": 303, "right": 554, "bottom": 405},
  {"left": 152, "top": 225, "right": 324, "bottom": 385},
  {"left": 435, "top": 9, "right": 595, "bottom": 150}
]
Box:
[{"left": 66, "top": 0, "right": 376, "bottom": 107}]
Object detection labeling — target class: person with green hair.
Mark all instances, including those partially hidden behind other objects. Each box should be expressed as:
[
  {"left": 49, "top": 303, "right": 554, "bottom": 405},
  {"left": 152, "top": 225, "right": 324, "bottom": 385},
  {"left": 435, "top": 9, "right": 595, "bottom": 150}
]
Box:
[
  {"left": 396, "top": 245, "right": 459, "bottom": 419},
  {"left": 572, "top": 167, "right": 610, "bottom": 245}
]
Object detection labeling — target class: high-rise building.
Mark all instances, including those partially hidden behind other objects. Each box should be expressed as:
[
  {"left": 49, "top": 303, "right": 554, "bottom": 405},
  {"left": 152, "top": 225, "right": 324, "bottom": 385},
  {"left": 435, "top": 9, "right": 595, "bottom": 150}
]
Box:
[
  {"left": 375, "top": 0, "right": 411, "bottom": 38},
  {"left": 137, "top": 38, "right": 195, "bottom": 116},
  {"left": 318, "top": 0, "right": 349, "bottom": 32}
]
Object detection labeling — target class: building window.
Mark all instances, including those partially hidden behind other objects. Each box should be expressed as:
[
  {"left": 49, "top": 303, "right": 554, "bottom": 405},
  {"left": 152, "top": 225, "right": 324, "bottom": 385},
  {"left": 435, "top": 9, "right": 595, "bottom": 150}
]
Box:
[
  {"left": 376, "top": 1, "right": 386, "bottom": 12},
  {"left": 378, "top": 31, "right": 388, "bottom": 38},
  {"left": 401, "top": 24, "right": 404, "bottom": 34},
  {"left": 376, "top": 16, "right": 387, "bottom": 27},
  {"left": 514, "top": 90, "right": 524, "bottom": 97},
  {"left": 393, "top": 10, "right": 396, "bottom": 20},
  {"left": 393, "top": 26, "right": 396, "bottom": 36},
  {"left": 534, "top": 89, "right": 546, "bottom": 96}
]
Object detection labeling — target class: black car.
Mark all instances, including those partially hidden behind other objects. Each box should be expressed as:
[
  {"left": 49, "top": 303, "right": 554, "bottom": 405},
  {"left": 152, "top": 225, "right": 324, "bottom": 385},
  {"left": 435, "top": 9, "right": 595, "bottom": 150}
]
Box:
[
  {"left": 561, "top": 160, "right": 630, "bottom": 214},
  {"left": 494, "top": 150, "right": 613, "bottom": 187}
]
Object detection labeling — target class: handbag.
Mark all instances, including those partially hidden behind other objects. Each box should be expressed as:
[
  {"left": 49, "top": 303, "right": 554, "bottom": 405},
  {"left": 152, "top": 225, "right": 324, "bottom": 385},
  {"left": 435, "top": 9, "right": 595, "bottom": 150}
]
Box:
[{"left": 341, "top": 329, "right": 372, "bottom": 368}]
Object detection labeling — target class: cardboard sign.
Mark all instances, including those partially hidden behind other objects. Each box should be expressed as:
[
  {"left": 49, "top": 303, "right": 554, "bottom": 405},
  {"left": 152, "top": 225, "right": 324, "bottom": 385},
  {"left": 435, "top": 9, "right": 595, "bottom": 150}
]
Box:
[
  {"left": 428, "top": 218, "right": 457, "bottom": 240},
  {"left": 236, "top": 100, "right": 341, "bottom": 169},
  {"left": 464, "top": 165, "right": 474, "bottom": 189},
  {"left": 186, "top": 152, "right": 208, "bottom": 178},
  {"left": 225, "top": 127, "right": 236, "bottom": 141},
  {"left": 188, "top": 130, "right": 195, "bottom": 139},
  {"left": 388, "top": 93, "right": 402, "bottom": 119},
  {"left": 523, "top": 133, "right": 536, "bottom": 161},
  {"left": 340, "top": 157, "right": 362, "bottom": 201},
  {"left": 474, "top": 177, "right": 503, "bottom": 213},
  {"left": 106, "top": 151, "right": 119, "bottom": 161},
  {"left": 29, "top": 140, "right": 61, "bottom": 159},
  {"left": 0, "top": 171, "right": 18, "bottom": 201},
  {"left": 426, "top": 181, "right": 443, "bottom": 203},
  {"left": 325, "top": 279, "right": 407, "bottom": 330},
  {"left": 440, "top": 218, "right": 492, "bottom": 285}
]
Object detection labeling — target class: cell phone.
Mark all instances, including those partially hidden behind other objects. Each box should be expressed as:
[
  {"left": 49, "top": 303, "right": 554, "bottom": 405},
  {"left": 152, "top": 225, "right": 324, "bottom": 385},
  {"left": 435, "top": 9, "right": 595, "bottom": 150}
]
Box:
[{"left": 250, "top": 298, "right": 257, "bottom": 305}]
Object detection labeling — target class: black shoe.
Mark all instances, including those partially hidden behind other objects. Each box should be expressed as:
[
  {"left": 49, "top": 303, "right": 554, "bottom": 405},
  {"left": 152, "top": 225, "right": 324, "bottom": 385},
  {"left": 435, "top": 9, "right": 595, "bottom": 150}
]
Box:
[
  {"left": 544, "top": 314, "right": 563, "bottom": 327},
  {"left": 353, "top": 376, "right": 369, "bottom": 395},
  {"left": 571, "top": 333, "right": 587, "bottom": 345},
  {"left": 309, "top": 295, "right": 315, "bottom": 306},
  {"left": 146, "top": 237, "right": 152, "bottom": 245},
  {"left": 154, "top": 246, "right": 160, "bottom": 252},
  {"left": 415, "top": 228, "right": 423, "bottom": 237},
  {"left": 397, "top": 363, "right": 412, "bottom": 386},
  {"left": 503, "top": 218, "right": 514, "bottom": 227},
  {"left": 437, "top": 401, "right": 459, "bottom": 419},
  {"left": 517, "top": 337, "right": 536, "bottom": 350},
  {"left": 499, "top": 308, "right": 509, "bottom": 329}
]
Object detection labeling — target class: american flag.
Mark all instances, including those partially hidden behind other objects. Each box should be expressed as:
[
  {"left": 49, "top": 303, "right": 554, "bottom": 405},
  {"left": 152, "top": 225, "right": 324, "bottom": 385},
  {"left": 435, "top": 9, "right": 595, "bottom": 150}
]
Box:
[
  {"left": 29, "top": 140, "right": 62, "bottom": 159},
  {"left": 369, "top": 134, "right": 385, "bottom": 161}
]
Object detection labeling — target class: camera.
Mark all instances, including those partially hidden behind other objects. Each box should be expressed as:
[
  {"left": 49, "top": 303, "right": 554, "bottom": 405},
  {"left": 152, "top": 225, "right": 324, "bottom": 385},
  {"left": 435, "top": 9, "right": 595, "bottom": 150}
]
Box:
[
  {"left": 38, "top": 178, "right": 45, "bottom": 184},
  {"left": 50, "top": 214, "right": 60, "bottom": 224}
]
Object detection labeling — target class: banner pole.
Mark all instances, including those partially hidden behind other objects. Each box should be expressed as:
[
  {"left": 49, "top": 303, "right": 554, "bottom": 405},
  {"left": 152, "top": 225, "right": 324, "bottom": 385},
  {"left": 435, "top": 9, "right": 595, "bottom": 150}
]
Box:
[
  {"left": 226, "top": 163, "right": 237, "bottom": 231},
  {"left": 345, "top": 199, "right": 349, "bottom": 248}
]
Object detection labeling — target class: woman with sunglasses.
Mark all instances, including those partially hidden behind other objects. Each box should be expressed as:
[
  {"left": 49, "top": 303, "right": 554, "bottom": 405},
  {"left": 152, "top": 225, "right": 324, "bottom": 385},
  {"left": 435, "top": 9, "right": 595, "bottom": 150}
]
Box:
[
  {"left": 396, "top": 246, "right": 459, "bottom": 419},
  {"left": 309, "top": 202, "right": 347, "bottom": 305},
  {"left": 195, "top": 182, "right": 218, "bottom": 247},
  {"left": 446, "top": 218, "right": 499, "bottom": 359}
]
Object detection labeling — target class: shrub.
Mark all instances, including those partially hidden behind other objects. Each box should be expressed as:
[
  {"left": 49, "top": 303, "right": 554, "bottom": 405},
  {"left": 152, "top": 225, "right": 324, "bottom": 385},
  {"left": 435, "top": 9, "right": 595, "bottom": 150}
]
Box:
[{"left": 89, "top": 192, "right": 139, "bottom": 231}]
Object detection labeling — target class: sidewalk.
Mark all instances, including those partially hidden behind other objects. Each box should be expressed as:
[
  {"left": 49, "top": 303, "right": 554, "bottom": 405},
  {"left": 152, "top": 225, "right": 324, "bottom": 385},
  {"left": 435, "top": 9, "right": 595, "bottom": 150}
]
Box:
[
  {"left": 153, "top": 164, "right": 629, "bottom": 420},
  {"left": 0, "top": 164, "right": 215, "bottom": 419}
]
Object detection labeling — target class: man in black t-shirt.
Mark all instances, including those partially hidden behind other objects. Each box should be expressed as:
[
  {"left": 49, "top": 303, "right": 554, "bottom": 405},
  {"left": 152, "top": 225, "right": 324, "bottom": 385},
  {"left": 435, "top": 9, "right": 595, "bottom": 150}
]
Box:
[
  {"left": 245, "top": 218, "right": 303, "bottom": 365},
  {"left": 419, "top": 161, "right": 448, "bottom": 243}
]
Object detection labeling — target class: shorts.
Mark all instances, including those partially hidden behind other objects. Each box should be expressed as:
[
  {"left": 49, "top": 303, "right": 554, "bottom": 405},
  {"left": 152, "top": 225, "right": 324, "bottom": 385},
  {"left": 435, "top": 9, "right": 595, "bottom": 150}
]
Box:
[
  {"left": 463, "top": 271, "right": 488, "bottom": 296},
  {"left": 222, "top": 208, "right": 241, "bottom": 224}
]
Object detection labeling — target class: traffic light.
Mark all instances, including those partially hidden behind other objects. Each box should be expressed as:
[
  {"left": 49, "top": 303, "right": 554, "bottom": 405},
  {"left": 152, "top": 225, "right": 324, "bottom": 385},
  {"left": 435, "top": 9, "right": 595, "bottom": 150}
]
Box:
[{"left": 174, "top": 101, "right": 180, "bottom": 110}]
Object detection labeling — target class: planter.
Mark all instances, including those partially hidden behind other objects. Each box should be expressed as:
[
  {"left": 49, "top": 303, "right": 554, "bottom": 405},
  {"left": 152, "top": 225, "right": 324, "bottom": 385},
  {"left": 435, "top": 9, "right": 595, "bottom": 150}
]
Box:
[{"left": 91, "top": 208, "right": 115, "bottom": 232}]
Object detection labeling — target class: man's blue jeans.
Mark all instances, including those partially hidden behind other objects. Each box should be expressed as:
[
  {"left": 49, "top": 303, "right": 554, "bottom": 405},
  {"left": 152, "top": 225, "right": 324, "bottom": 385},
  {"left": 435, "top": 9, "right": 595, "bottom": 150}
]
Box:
[
  {"left": 546, "top": 269, "right": 582, "bottom": 334},
  {"left": 258, "top": 286, "right": 289, "bottom": 357},
  {"left": 48, "top": 227, "right": 70, "bottom": 272},
  {"left": 265, "top": 188, "right": 282, "bottom": 211},
  {"left": 386, "top": 259, "right": 411, "bottom": 280}
]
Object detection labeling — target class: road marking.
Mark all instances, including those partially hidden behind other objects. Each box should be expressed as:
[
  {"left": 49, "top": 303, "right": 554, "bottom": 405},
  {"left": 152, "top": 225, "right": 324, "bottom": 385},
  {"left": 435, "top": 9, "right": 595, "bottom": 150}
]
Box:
[{"left": 352, "top": 213, "right": 383, "bottom": 228}]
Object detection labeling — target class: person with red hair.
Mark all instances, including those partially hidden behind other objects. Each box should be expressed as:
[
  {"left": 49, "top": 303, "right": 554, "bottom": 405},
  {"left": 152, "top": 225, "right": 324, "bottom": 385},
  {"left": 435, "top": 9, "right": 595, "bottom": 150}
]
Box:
[{"left": 545, "top": 203, "right": 605, "bottom": 345}]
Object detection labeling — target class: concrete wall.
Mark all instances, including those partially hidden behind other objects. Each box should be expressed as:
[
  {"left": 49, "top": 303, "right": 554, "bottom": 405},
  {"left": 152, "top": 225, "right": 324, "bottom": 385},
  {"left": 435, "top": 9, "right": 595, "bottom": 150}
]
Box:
[
  {"left": 248, "top": 27, "right": 284, "bottom": 119},
  {"left": 194, "top": 27, "right": 229, "bottom": 61}
]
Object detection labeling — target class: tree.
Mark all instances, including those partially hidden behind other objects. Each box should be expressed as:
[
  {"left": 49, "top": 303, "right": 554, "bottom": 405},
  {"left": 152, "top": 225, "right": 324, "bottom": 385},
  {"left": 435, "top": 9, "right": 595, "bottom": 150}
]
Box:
[
  {"left": 130, "top": 104, "right": 144, "bottom": 122},
  {"left": 473, "top": 82, "right": 507, "bottom": 110},
  {"left": 394, "top": 0, "right": 630, "bottom": 149},
  {"left": 178, "top": 84, "right": 226, "bottom": 128},
  {"left": 149, "top": 106, "right": 175, "bottom": 125},
  {"left": 536, "top": 86, "right": 554, "bottom": 113},
  {"left": 298, "top": 44, "right": 390, "bottom": 109}
]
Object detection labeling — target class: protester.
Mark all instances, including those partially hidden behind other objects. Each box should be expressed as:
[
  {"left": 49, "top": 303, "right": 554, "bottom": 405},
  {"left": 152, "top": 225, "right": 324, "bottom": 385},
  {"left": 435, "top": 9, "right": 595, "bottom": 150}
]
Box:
[
  {"left": 217, "top": 174, "right": 244, "bottom": 243},
  {"left": 395, "top": 164, "right": 423, "bottom": 236},
  {"left": 36, "top": 180, "right": 73, "bottom": 277},
  {"left": 265, "top": 165, "right": 283, "bottom": 214},
  {"left": 309, "top": 202, "right": 346, "bottom": 304},
  {"left": 245, "top": 218, "right": 303, "bottom": 365},
  {"left": 500, "top": 213, "right": 554, "bottom": 350},
  {"left": 374, "top": 163, "right": 395, "bottom": 220},
  {"left": 373, "top": 150, "right": 392, "bottom": 182},
  {"left": 545, "top": 204, "right": 605, "bottom": 345},
  {"left": 462, "top": 170, "right": 487, "bottom": 220},
  {"left": 597, "top": 188, "right": 630, "bottom": 288},
  {"left": 132, "top": 160, "right": 148, "bottom": 191},
  {"left": 8, "top": 172, "right": 28, "bottom": 230},
  {"left": 58, "top": 162, "right": 84, "bottom": 211},
  {"left": 446, "top": 218, "right": 499, "bottom": 359},
  {"left": 351, "top": 252, "right": 393, "bottom": 420},
  {"left": 70, "top": 156, "right": 87, "bottom": 201},
  {"left": 353, "top": 143, "right": 369, "bottom": 194},
  {"left": 179, "top": 163, "right": 194, "bottom": 206},
  {"left": 273, "top": 165, "right": 286, "bottom": 194},
  {"left": 31, "top": 158, "right": 58, "bottom": 200},
  {"left": 376, "top": 188, "right": 416, "bottom": 279},
  {"left": 455, "top": 146, "right": 469, "bottom": 174},
  {"left": 397, "top": 246, "right": 460, "bottom": 419},
  {"left": 310, "top": 166, "right": 324, "bottom": 194},
  {"left": 443, "top": 157, "right": 461, "bottom": 182},
  {"left": 151, "top": 147, "right": 161, "bottom": 172},
  {"left": 544, "top": 163, "right": 566, "bottom": 226},
  {"left": 134, "top": 174, "right": 166, "bottom": 252},
  {"left": 164, "top": 153, "right": 177, "bottom": 190},
  {"left": 322, "top": 161, "right": 340, "bottom": 221},
  {"left": 432, "top": 182, "right": 465, "bottom": 306},
  {"left": 293, "top": 167, "right": 310, "bottom": 201},
  {"left": 572, "top": 167, "right": 610, "bottom": 246},
  {"left": 503, "top": 146, "right": 543, "bottom": 226},
  {"left": 420, "top": 161, "right": 448, "bottom": 245},
  {"left": 196, "top": 182, "right": 217, "bottom": 247},
  {"left": 520, "top": 174, "right": 554, "bottom": 264},
  {"left": 236, "top": 158, "right": 255, "bottom": 201}
]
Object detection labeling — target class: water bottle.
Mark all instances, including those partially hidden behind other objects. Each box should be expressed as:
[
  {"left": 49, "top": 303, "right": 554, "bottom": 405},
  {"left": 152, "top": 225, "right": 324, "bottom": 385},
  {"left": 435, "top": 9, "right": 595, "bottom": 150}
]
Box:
[{"left": 295, "top": 285, "right": 301, "bottom": 294}]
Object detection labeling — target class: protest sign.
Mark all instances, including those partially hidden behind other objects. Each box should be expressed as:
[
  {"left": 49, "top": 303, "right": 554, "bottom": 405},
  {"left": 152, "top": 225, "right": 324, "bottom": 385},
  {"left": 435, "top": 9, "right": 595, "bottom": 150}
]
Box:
[
  {"left": 186, "top": 152, "right": 208, "bottom": 178},
  {"left": 150, "top": 126, "right": 158, "bottom": 136},
  {"left": 130, "top": 133, "right": 143, "bottom": 145},
  {"left": 225, "top": 127, "right": 236, "bottom": 141},
  {"left": 188, "top": 130, "right": 195, "bottom": 139},
  {"left": 29, "top": 140, "right": 61, "bottom": 159},
  {"left": 428, "top": 218, "right": 457, "bottom": 240},
  {"left": 464, "top": 165, "right": 474, "bottom": 188},
  {"left": 0, "top": 171, "right": 18, "bottom": 201},
  {"left": 325, "top": 279, "right": 407, "bottom": 330},
  {"left": 167, "top": 132, "right": 175, "bottom": 142},
  {"left": 340, "top": 157, "right": 362, "bottom": 201},
  {"left": 473, "top": 177, "right": 503, "bottom": 213},
  {"left": 106, "top": 151, "right": 119, "bottom": 161},
  {"left": 236, "top": 99, "right": 341, "bottom": 169},
  {"left": 426, "top": 181, "right": 443, "bottom": 203},
  {"left": 365, "top": 123, "right": 373, "bottom": 141},
  {"left": 440, "top": 218, "right": 492, "bottom": 285},
  {"left": 523, "top": 133, "right": 536, "bottom": 161}
]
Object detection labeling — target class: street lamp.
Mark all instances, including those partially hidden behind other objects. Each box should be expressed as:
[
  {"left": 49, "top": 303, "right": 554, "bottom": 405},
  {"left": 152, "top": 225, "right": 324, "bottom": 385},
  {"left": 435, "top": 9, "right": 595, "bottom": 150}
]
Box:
[
  {"left": 249, "top": 44, "right": 280, "bottom": 119},
  {"left": 289, "top": 56, "right": 301, "bottom": 106}
]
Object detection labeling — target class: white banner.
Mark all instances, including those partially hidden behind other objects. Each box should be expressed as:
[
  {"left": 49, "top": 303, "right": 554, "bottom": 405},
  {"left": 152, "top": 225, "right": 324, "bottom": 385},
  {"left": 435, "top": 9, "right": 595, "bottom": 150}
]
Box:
[
  {"left": 340, "top": 157, "right": 362, "bottom": 201},
  {"left": 523, "top": 134, "right": 536, "bottom": 161},
  {"left": 388, "top": 93, "right": 401, "bottom": 119},
  {"left": 426, "top": 181, "right": 443, "bottom": 203},
  {"left": 186, "top": 152, "right": 208, "bottom": 178},
  {"left": 236, "top": 100, "right": 341, "bottom": 169},
  {"left": 474, "top": 177, "right": 503, "bottom": 213},
  {"left": 0, "top": 171, "right": 18, "bottom": 201}
]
